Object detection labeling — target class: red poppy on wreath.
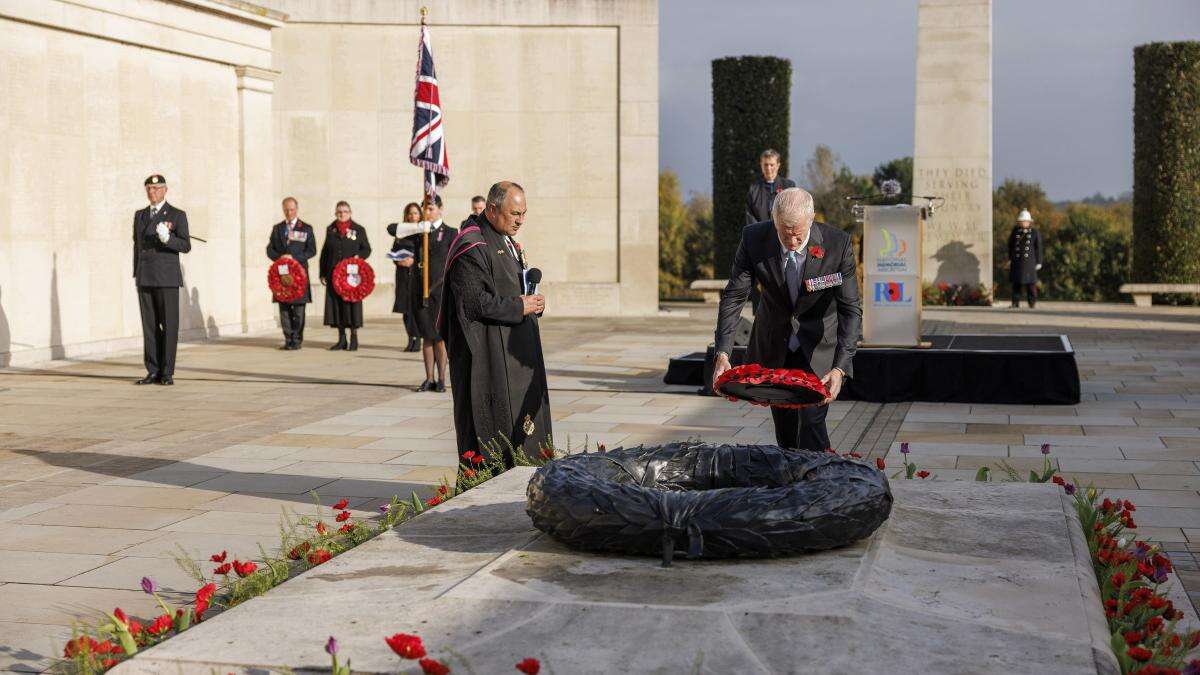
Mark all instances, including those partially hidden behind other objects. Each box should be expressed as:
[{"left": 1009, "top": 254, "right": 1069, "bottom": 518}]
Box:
[
  {"left": 714, "top": 364, "right": 829, "bottom": 409},
  {"left": 808, "top": 245, "right": 824, "bottom": 259},
  {"left": 331, "top": 256, "right": 375, "bottom": 303},
  {"left": 268, "top": 257, "right": 309, "bottom": 303}
]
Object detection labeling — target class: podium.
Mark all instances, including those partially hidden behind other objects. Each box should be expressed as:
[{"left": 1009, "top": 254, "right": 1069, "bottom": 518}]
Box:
[{"left": 860, "top": 204, "right": 927, "bottom": 347}]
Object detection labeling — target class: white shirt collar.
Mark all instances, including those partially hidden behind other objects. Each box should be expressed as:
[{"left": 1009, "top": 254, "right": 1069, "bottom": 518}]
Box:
[{"left": 149, "top": 200, "right": 165, "bottom": 212}]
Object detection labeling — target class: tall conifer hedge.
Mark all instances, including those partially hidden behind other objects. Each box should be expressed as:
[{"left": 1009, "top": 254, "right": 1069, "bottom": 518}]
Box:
[
  {"left": 1132, "top": 42, "right": 1200, "bottom": 283},
  {"left": 711, "top": 56, "right": 791, "bottom": 277}
]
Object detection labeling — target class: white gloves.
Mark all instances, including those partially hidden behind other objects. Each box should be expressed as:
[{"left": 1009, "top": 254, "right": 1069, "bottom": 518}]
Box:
[
  {"left": 156, "top": 222, "right": 170, "bottom": 243},
  {"left": 1036, "top": 264, "right": 1042, "bottom": 270}
]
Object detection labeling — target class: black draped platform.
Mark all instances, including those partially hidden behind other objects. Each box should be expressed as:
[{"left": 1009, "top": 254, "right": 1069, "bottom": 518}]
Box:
[{"left": 664, "top": 334, "right": 1080, "bottom": 405}]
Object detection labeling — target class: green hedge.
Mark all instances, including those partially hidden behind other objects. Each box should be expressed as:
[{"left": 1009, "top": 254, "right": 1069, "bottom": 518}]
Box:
[
  {"left": 711, "top": 56, "right": 791, "bottom": 277},
  {"left": 1132, "top": 42, "right": 1200, "bottom": 283}
]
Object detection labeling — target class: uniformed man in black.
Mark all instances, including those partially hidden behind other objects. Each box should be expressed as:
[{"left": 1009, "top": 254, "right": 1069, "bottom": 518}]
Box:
[
  {"left": 745, "top": 148, "right": 797, "bottom": 224},
  {"left": 267, "top": 197, "right": 317, "bottom": 349},
  {"left": 133, "top": 174, "right": 191, "bottom": 385},
  {"left": 1007, "top": 208, "right": 1043, "bottom": 308},
  {"left": 411, "top": 195, "right": 456, "bottom": 392},
  {"left": 461, "top": 195, "right": 485, "bottom": 229}
]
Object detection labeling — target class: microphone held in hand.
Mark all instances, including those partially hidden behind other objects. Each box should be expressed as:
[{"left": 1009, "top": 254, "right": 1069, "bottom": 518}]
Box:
[{"left": 526, "top": 267, "right": 542, "bottom": 295}]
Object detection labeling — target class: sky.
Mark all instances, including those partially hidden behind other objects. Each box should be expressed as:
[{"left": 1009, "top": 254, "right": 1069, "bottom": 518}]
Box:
[{"left": 659, "top": 0, "right": 1200, "bottom": 202}]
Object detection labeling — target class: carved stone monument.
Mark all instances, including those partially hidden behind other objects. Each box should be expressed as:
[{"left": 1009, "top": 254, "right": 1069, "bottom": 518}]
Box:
[{"left": 912, "top": 0, "right": 993, "bottom": 289}]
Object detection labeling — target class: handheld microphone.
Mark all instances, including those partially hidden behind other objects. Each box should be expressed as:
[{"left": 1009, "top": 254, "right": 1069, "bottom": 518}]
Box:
[{"left": 526, "top": 267, "right": 542, "bottom": 295}]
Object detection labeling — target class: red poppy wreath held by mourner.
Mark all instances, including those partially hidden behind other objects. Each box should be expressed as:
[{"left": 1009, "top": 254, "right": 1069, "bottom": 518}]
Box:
[
  {"left": 331, "top": 256, "right": 375, "bottom": 303},
  {"left": 267, "top": 258, "right": 309, "bottom": 303},
  {"left": 714, "top": 364, "right": 829, "bottom": 409}
]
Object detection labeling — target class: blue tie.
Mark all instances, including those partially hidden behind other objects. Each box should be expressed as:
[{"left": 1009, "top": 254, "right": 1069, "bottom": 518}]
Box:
[{"left": 785, "top": 250, "right": 802, "bottom": 352}]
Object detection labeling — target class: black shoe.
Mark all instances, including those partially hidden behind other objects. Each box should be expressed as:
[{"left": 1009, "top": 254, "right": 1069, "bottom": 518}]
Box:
[
  {"left": 292, "top": 341, "right": 302, "bottom": 350},
  {"left": 157, "top": 376, "right": 174, "bottom": 386},
  {"left": 329, "top": 340, "right": 347, "bottom": 351},
  {"left": 417, "top": 379, "right": 433, "bottom": 392},
  {"left": 135, "top": 375, "right": 158, "bottom": 385},
  {"left": 435, "top": 380, "right": 446, "bottom": 393},
  {"left": 348, "top": 335, "right": 358, "bottom": 351},
  {"left": 1011, "top": 303, "right": 1019, "bottom": 309},
  {"left": 405, "top": 337, "right": 419, "bottom": 352},
  {"left": 279, "top": 342, "right": 292, "bottom": 350}
]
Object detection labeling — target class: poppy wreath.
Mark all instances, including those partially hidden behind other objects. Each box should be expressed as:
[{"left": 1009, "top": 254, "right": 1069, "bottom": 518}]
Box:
[
  {"left": 267, "top": 257, "right": 309, "bottom": 303},
  {"left": 331, "top": 256, "right": 375, "bottom": 303},
  {"left": 714, "top": 363, "right": 829, "bottom": 409}
]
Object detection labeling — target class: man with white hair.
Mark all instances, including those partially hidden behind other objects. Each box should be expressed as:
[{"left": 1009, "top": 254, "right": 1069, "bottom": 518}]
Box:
[{"left": 713, "top": 187, "right": 862, "bottom": 451}]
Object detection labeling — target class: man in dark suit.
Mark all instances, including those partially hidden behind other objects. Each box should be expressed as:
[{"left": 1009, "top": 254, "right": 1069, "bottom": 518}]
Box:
[
  {"left": 713, "top": 187, "right": 861, "bottom": 451},
  {"left": 132, "top": 174, "right": 191, "bottom": 385},
  {"left": 460, "top": 195, "right": 485, "bottom": 229},
  {"left": 266, "top": 197, "right": 317, "bottom": 349},
  {"left": 745, "top": 148, "right": 797, "bottom": 225}
]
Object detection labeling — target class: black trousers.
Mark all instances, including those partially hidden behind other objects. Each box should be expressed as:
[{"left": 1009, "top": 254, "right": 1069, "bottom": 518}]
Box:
[
  {"left": 403, "top": 311, "right": 418, "bottom": 341},
  {"left": 1012, "top": 283, "right": 1037, "bottom": 307},
  {"left": 770, "top": 349, "right": 831, "bottom": 451},
  {"left": 279, "top": 303, "right": 306, "bottom": 344},
  {"left": 137, "top": 286, "right": 179, "bottom": 378}
]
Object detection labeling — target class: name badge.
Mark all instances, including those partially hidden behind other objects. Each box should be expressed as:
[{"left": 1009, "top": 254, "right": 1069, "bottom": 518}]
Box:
[
  {"left": 277, "top": 264, "right": 289, "bottom": 274},
  {"left": 804, "top": 272, "right": 843, "bottom": 292},
  {"left": 347, "top": 264, "right": 359, "bottom": 274},
  {"left": 288, "top": 230, "right": 308, "bottom": 242}
]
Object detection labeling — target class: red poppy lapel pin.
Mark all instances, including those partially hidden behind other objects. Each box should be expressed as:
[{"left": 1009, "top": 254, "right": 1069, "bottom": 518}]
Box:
[{"left": 809, "top": 244, "right": 824, "bottom": 259}]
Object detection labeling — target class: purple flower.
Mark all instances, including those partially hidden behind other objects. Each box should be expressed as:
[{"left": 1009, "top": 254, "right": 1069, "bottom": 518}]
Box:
[
  {"left": 1184, "top": 661, "right": 1200, "bottom": 675},
  {"left": 1063, "top": 482, "right": 1076, "bottom": 496},
  {"left": 140, "top": 576, "right": 157, "bottom": 595},
  {"left": 1040, "top": 443, "right": 1050, "bottom": 455},
  {"left": 325, "top": 635, "right": 338, "bottom": 655},
  {"left": 900, "top": 442, "right": 910, "bottom": 455},
  {"left": 1153, "top": 565, "right": 1170, "bottom": 584},
  {"left": 379, "top": 504, "right": 391, "bottom": 514}
]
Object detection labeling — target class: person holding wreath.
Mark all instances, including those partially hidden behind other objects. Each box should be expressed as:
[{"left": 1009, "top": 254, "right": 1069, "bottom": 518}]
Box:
[
  {"left": 387, "top": 202, "right": 422, "bottom": 352},
  {"left": 319, "top": 201, "right": 372, "bottom": 351},
  {"left": 266, "top": 197, "right": 317, "bottom": 350}
]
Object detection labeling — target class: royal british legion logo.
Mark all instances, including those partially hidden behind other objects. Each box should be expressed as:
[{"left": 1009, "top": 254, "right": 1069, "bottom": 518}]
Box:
[
  {"left": 875, "top": 227, "right": 910, "bottom": 273},
  {"left": 873, "top": 281, "right": 913, "bottom": 306}
]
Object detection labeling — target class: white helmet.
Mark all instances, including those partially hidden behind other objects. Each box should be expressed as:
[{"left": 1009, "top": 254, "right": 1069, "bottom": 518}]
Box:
[{"left": 1017, "top": 209, "right": 1033, "bottom": 223}]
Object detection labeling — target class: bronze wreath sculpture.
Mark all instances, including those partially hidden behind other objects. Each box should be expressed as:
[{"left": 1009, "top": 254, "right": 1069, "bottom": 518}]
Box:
[{"left": 526, "top": 442, "right": 892, "bottom": 566}]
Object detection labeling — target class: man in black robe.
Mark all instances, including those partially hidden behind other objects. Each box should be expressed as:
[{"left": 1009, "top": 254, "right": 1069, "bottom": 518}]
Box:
[{"left": 441, "top": 181, "right": 551, "bottom": 466}]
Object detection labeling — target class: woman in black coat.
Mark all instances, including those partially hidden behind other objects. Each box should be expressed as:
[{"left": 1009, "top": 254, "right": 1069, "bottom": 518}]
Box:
[
  {"left": 319, "top": 201, "right": 372, "bottom": 350},
  {"left": 387, "top": 202, "right": 422, "bottom": 352},
  {"left": 1007, "top": 209, "right": 1043, "bottom": 308}
]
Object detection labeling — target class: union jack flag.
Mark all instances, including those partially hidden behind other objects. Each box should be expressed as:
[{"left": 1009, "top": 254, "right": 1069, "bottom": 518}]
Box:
[{"left": 409, "top": 23, "right": 449, "bottom": 196}]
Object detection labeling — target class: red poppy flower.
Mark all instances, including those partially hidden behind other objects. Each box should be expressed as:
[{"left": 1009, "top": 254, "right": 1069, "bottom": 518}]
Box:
[
  {"left": 385, "top": 633, "right": 426, "bottom": 659},
  {"left": 1102, "top": 498, "right": 1114, "bottom": 512},
  {"left": 426, "top": 496, "right": 443, "bottom": 507},
  {"left": 516, "top": 658, "right": 541, "bottom": 674},
  {"left": 1148, "top": 616, "right": 1165, "bottom": 632},
  {"left": 335, "top": 510, "right": 351, "bottom": 522},
  {"left": 1124, "top": 500, "right": 1137, "bottom": 512},
  {"left": 287, "top": 542, "right": 311, "bottom": 560},
  {"left": 195, "top": 583, "right": 216, "bottom": 621},
  {"left": 316, "top": 522, "right": 328, "bottom": 535},
  {"left": 149, "top": 613, "right": 173, "bottom": 635},
  {"left": 915, "top": 470, "right": 931, "bottom": 479},
  {"left": 333, "top": 498, "right": 349, "bottom": 511},
  {"left": 213, "top": 562, "right": 232, "bottom": 575},
  {"left": 1111, "top": 572, "right": 1126, "bottom": 587},
  {"left": 210, "top": 550, "right": 227, "bottom": 563},
  {"left": 1128, "top": 646, "right": 1153, "bottom": 661},
  {"left": 462, "top": 451, "right": 476, "bottom": 462},
  {"left": 232, "top": 560, "right": 258, "bottom": 577},
  {"left": 540, "top": 448, "right": 554, "bottom": 460},
  {"left": 420, "top": 658, "right": 451, "bottom": 675},
  {"left": 64, "top": 636, "right": 100, "bottom": 658},
  {"left": 1051, "top": 475, "right": 1065, "bottom": 486},
  {"left": 1124, "top": 630, "right": 1144, "bottom": 645},
  {"left": 307, "top": 549, "right": 332, "bottom": 565},
  {"left": 1149, "top": 596, "right": 1169, "bottom": 610},
  {"left": 463, "top": 469, "right": 476, "bottom": 479},
  {"left": 471, "top": 454, "right": 485, "bottom": 465},
  {"left": 113, "top": 607, "right": 129, "bottom": 626},
  {"left": 338, "top": 522, "right": 355, "bottom": 534},
  {"left": 875, "top": 458, "right": 886, "bottom": 470},
  {"left": 808, "top": 245, "right": 824, "bottom": 259}
]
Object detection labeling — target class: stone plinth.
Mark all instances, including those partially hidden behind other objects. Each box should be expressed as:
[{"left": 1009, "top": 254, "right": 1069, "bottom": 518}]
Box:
[
  {"left": 913, "top": 0, "right": 993, "bottom": 288},
  {"left": 118, "top": 468, "right": 1118, "bottom": 674}
]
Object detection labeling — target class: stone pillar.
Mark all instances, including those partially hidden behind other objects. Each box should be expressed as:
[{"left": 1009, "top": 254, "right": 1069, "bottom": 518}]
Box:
[
  {"left": 235, "top": 66, "right": 281, "bottom": 334},
  {"left": 912, "top": 0, "right": 993, "bottom": 289}
]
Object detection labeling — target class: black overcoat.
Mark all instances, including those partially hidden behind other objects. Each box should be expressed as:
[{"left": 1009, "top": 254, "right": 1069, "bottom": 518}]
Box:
[
  {"left": 745, "top": 177, "right": 797, "bottom": 225},
  {"left": 715, "top": 221, "right": 862, "bottom": 377},
  {"left": 386, "top": 223, "right": 418, "bottom": 314},
  {"left": 266, "top": 220, "right": 317, "bottom": 304},
  {"left": 410, "top": 221, "right": 457, "bottom": 339},
  {"left": 442, "top": 215, "right": 552, "bottom": 464},
  {"left": 133, "top": 202, "right": 191, "bottom": 287},
  {"left": 1007, "top": 225, "right": 1042, "bottom": 285},
  {"left": 319, "top": 221, "right": 372, "bottom": 328}
]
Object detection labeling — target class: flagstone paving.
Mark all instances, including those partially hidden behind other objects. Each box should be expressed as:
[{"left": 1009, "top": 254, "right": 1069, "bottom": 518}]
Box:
[{"left": 0, "top": 300, "right": 1199, "bottom": 670}]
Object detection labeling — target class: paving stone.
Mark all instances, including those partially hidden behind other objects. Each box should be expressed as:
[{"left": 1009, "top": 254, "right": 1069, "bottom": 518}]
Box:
[
  {"left": 0, "top": 550, "right": 113, "bottom": 584},
  {"left": 23, "top": 504, "right": 198, "bottom": 530},
  {"left": 0, "top": 523, "right": 159, "bottom": 555},
  {"left": 61, "top": 555, "right": 206, "bottom": 593},
  {"left": 46, "top": 485, "right": 228, "bottom": 509},
  {"left": 0, "top": 621, "right": 73, "bottom": 672}
]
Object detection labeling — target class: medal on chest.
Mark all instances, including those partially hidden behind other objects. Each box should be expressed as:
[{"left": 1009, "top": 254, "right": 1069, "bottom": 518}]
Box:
[
  {"left": 522, "top": 414, "right": 535, "bottom": 436},
  {"left": 348, "top": 230, "right": 357, "bottom": 241}
]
